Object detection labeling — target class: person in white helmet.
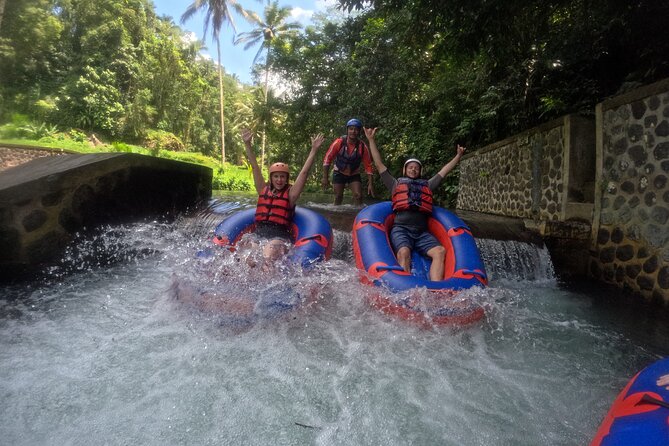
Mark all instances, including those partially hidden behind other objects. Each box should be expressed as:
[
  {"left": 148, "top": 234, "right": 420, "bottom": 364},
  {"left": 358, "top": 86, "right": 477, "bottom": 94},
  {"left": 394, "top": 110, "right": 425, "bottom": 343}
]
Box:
[
  {"left": 363, "top": 126, "right": 466, "bottom": 281},
  {"left": 241, "top": 128, "right": 324, "bottom": 260}
]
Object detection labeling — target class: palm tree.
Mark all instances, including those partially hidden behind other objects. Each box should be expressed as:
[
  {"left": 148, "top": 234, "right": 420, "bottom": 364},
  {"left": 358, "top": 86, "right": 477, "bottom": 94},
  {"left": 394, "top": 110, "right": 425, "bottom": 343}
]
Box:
[
  {"left": 181, "top": 0, "right": 248, "bottom": 165},
  {"left": 234, "top": 0, "right": 301, "bottom": 166},
  {"left": 0, "top": 0, "right": 6, "bottom": 31}
]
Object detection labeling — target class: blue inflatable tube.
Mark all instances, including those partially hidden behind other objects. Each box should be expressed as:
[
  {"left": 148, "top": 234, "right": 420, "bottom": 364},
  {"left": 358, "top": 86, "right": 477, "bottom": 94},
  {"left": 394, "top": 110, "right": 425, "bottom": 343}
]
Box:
[
  {"left": 592, "top": 357, "right": 669, "bottom": 446},
  {"left": 213, "top": 206, "right": 332, "bottom": 268},
  {"left": 352, "top": 201, "right": 487, "bottom": 325}
]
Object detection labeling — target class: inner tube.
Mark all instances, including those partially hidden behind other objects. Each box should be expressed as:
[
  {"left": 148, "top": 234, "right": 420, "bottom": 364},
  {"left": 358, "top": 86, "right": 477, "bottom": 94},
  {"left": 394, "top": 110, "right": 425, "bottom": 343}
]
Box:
[
  {"left": 352, "top": 201, "right": 487, "bottom": 325},
  {"left": 213, "top": 206, "right": 333, "bottom": 268},
  {"left": 591, "top": 357, "right": 669, "bottom": 446}
]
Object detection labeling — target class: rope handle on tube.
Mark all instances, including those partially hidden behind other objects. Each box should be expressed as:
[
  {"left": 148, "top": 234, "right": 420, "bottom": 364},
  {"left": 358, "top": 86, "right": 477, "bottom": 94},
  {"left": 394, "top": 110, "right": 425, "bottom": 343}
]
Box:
[
  {"left": 376, "top": 265, "right": 406, "bottom": 272},
  {"left": 462, "top": 269, "right": 487, "bottom": 279},
  {"left": 638, "top": 394, "right": 669, "bottom": 410},
  {"left": 295, "top": 234, "right": 328, "bottom": 247},
  {"left": 452, "top": 269, "right": 487, "bottom": 280}
]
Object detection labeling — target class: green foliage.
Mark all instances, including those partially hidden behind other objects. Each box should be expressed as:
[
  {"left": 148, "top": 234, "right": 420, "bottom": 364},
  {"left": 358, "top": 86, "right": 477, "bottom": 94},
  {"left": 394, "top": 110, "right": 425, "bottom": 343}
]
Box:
[
  {"left": 57, "top": 66, "right": 125, "bottom": 134},
  {"left": 2, "top": 0, "right": 668, "bottom": 202},
  {"left": 0, "top": 137, "right": 91, "bottom": 153},
  {"left": 0, "top": 124, "right": 18, "bottom": 139},
  {"left": 68, "top": 129, "right": 88, "bottom": 143},
  {"left": 19, "top": 122, "right": 59, "bottom": 139},
  {"left": 110, "top": 141, "right": 134, "bottom": 152},
  {"left": 0, "top": 136, "right": 256, "bottom": 192},
  {"left": 10, "top": 114, "right": 31, "bottom": 126},
  {"left": 212, "top": 171, "right": 254, "bottom": 192},
  {"left": 32, "top": 99, "right": 58, "bottom": 122},
  {"left": 144, "top": 129, "right": 185, "bottom": 152},
  {"left": 0, "top": 121, "right": 23, "bottom": 139}
]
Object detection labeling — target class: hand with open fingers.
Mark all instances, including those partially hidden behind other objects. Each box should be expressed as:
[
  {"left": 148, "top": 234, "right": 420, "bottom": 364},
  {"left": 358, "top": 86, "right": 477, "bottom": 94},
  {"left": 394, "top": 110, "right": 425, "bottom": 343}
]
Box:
[
  {"left": 311, "top": 133, "right": 325, "bottom": 150},
  {"left": 658, "top": 373, "right": 669, "bottom": 389}
]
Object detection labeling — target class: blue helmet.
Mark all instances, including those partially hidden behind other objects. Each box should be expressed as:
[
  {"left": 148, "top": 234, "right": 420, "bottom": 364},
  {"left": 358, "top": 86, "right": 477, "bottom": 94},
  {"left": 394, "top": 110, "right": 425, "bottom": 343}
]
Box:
[{"left": 346, "top": 118, "right": 363, "bottom": 129}]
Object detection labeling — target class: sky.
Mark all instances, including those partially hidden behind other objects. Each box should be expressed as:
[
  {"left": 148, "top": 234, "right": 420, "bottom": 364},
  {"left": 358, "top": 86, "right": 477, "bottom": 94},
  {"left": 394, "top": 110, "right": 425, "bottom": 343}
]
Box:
[{"left": 151, "top": 0, "right": 342, "bottom": 85}]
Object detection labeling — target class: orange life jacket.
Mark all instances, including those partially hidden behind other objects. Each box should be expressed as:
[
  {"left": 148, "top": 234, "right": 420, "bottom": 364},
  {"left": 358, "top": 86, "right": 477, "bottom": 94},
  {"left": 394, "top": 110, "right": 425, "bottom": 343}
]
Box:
[
  {"left": 391, "top": 178, "right": 433, "bottom": 214},
  {"left": 255, "top": 185, "right": 294, "bottom": 227}
]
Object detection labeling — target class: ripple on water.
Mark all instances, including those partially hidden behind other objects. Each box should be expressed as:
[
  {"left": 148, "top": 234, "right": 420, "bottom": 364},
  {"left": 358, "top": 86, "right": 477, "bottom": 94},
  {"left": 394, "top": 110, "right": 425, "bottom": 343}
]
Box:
[{"left": 1, "top": 206, "right": 668, "bottom": 445}]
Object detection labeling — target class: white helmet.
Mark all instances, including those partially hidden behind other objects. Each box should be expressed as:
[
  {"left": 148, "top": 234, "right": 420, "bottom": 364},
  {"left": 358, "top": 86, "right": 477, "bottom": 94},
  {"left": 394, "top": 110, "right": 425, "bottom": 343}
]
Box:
[{"left": 403, "top": 158, "right": 422, "bottom": 175}]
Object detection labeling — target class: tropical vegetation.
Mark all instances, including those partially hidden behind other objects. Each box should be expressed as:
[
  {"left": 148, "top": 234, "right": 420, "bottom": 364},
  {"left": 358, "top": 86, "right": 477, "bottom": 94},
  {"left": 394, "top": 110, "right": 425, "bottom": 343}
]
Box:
[{"left": 1, "top": 0, "right": 667, "bottom": 203}]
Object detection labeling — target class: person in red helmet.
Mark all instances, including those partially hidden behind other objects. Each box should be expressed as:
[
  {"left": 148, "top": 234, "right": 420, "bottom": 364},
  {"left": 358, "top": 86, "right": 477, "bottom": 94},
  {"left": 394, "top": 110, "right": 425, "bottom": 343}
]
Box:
[
  {"left": 363, "top": 126, "right": 466, "bottom": 281},
  {"left": 321, "top": 118, "right": 374, "bottom": 206},
  {"left": 241, "top": 128, "right": 325, "bottom": 259}
]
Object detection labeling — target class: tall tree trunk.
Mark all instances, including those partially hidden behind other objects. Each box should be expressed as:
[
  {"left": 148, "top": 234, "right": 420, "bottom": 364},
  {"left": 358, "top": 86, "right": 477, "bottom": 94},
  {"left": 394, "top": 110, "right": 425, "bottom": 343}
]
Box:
[
  {"left": 261, "top": 51, "right": 270, "bottom": 168},
  {"left": 217, "top": 39, "right": 226, "bottom": 165},
  {"left": 0, "top": 0, "right": 5, "bottom": 31}
]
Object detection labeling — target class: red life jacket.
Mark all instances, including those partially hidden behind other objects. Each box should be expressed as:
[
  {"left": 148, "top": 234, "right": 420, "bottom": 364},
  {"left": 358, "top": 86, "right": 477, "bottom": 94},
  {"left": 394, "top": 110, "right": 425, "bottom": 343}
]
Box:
[
  {"left": 392, "top": 178, "right": 433, "bottom": 214},
  {"left": 255, "top": 185, "right": 294, "bottom": 227},
  {"left": 334, "top": 136, "right": 363, "bottom": 172}
]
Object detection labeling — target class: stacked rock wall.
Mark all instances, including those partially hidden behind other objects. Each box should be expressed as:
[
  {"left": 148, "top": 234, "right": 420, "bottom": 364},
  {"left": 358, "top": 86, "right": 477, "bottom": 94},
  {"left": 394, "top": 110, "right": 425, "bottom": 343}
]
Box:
[
  {"left": 457, "top": 78, "right": 668, "bottom": 301},
  {"left": 457, "top": 116, "right": 592, "bottom": 222},
  {"left": 590, "top": 78, "right": 669, "bottom": 301}
]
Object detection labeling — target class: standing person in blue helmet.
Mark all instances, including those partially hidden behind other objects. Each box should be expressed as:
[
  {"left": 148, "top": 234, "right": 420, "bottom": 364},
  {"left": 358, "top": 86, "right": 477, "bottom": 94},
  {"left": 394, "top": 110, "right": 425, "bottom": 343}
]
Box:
[
  {"left": 321, "top": 118, "right": 375, "bottom": 205},
  {"left": 363, "top": 126, "right": 466, "bottom": 281}
]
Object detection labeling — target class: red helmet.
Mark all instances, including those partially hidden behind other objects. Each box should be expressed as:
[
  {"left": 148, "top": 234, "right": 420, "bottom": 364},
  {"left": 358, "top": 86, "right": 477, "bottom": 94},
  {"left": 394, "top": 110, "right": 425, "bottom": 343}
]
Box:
[{"left": 269, "top": 162, "right": 289, "bottom": 175}]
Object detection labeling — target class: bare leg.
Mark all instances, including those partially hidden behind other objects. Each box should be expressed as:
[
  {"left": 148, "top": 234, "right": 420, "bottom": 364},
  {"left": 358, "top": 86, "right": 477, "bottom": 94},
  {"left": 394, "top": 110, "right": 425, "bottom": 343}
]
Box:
[
  {"left": 396, "top": 246, "right": 412, "bottom": 273},
  {"left": 333, "top": 182, "right": 345, "bottom": 205},
  {"left": 262, "top": 238, "right": 289, "bottom": 261},
  {"left": 350, "top": 181, "right": 363, "bottom": 205},
  {"left": 426, "top": 245, "right": 446, "bottom": 281}
]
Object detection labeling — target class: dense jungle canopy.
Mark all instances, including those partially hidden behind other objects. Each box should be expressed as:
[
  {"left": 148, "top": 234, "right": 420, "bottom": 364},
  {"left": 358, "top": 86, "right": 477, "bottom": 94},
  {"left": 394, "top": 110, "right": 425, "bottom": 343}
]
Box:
[{"left": 1, "top": 0, "right": 668, "bottom": 198}]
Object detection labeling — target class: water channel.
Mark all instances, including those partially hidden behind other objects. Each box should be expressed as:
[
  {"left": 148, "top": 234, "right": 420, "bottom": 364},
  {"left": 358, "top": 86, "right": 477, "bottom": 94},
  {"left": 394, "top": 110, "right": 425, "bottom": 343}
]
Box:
[{"left": 1, "top": 192, "right": 668, "bottom": 445}]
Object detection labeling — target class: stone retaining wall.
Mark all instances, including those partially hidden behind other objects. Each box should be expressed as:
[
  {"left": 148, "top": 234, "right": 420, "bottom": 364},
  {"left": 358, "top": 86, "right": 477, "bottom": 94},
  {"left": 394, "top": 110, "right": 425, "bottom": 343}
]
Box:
[
  {"left": 590, "top": 78, "right": 669, "bottom": 301},
  {"left": 456, "top": 78, "right": 669, "bottom": 302},
  {"left": 0, "top": 153, "right": 212, "bottom": 280},
  {"left": 457, "top": 115, "right": 595, "bottom": 223},
  {"left": 456, "top": 115, "right": 596, "bottom": 278}
]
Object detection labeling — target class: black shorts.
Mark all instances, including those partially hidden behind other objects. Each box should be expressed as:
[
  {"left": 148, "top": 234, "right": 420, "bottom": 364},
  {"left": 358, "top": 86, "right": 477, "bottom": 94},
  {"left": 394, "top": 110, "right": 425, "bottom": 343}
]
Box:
[
  {"left": 254, "top": 221, "right": 292, "bottom": 242},
  {"left": 333, "top": 171, "right": 362, "bottom": 185}
]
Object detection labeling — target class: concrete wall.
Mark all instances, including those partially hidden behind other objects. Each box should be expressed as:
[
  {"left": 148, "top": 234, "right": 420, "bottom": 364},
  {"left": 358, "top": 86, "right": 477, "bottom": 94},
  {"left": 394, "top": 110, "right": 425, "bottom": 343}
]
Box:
[
  {"left": 590, "top": 78, "right": 669, "bottom": 302},
  {"left": 0, "top": 152, "right": 212, "bottom": 280}
]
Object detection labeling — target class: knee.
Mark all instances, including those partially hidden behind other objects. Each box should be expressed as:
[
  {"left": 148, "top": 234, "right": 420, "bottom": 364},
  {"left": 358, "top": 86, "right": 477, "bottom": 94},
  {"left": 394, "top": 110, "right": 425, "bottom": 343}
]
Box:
[
  {"left": 430, "top": 246, "right": 446, "bottom": 260},
  {"left": 397, "top": 247, "right": 411, "bottom": 260}
]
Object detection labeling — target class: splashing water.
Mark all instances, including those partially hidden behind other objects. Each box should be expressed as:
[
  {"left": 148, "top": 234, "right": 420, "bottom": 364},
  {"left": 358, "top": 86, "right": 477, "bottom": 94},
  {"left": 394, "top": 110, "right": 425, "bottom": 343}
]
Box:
[{"left": 0, "top": 198, "right": 668, "bottom": 445}]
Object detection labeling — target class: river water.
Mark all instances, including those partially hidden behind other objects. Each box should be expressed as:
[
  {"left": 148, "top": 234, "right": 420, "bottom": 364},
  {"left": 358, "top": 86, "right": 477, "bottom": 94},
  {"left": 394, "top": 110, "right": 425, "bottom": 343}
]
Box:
[{"left": 1, "top": 193, "right": 668, "bottom": 445}]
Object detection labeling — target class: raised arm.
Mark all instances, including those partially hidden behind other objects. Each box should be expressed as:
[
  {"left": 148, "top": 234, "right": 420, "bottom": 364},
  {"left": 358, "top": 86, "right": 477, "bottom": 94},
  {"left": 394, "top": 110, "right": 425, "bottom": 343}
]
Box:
[
  {"left": 242, "top": 128, "right": 266, "bottom": 194},
  {"left": 289, "top": 133, "right": 325, "bottom": 206},
  {"left": 436, "top": 144, "right": 466, "bottom": 178},
  {"left": 363, "top": 127, "right": 387, "bottom": 174}
]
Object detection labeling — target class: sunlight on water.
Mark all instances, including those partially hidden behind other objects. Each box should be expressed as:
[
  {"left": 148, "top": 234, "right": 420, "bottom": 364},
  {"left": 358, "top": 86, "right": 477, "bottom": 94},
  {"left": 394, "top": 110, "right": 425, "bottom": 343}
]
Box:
[{"left": 1, "top": 200, "right": 668, "bottom": 445}]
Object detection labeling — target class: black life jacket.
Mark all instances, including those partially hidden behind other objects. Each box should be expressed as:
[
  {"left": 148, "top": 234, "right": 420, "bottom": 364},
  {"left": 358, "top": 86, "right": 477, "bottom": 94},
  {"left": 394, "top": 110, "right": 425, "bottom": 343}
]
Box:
[
  {"left": 391, "top": 178, "right": 433, "bottom": 214},
  {"left": 334, "top": 136, "right": 363, "bottom": 172}
]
